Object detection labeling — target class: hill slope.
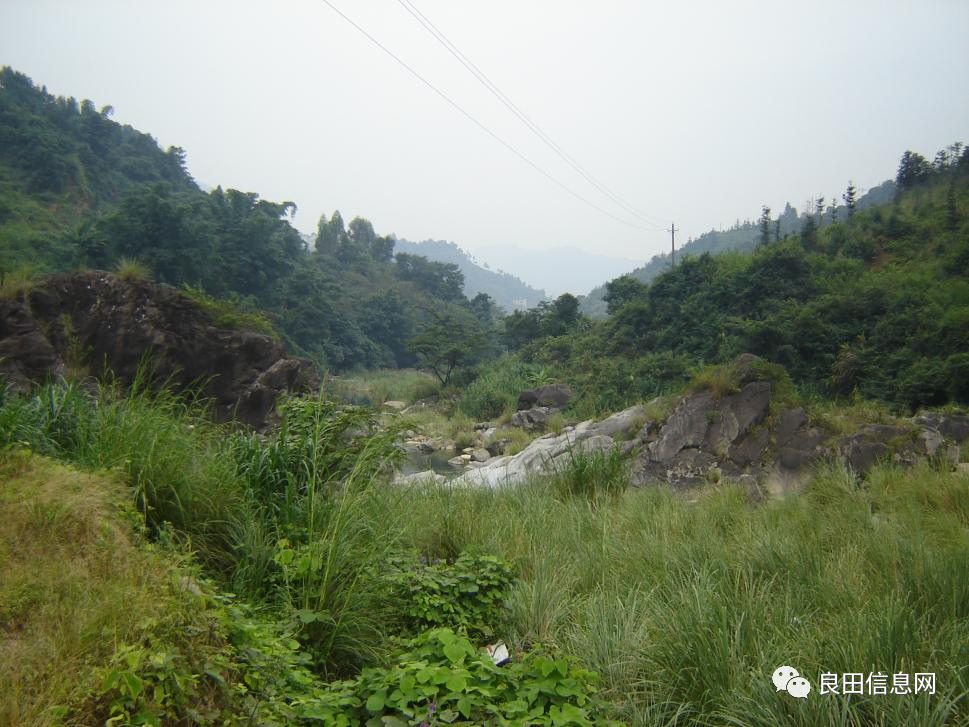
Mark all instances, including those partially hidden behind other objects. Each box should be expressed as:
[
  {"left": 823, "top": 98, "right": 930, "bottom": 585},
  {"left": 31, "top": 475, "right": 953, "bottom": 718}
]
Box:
[
  {"left": 0, "top": 67, "right": 495, "bottom": 372},
  {"left": 580, "top": 180, "right": 897, "bottom": 316},
  {"left": 393, "top": 238, "right": 546, "bottom": 311}
]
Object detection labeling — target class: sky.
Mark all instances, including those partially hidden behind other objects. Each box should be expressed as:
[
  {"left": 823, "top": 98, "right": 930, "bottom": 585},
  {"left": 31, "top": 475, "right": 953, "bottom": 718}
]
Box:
[{"left": 2, "top": 0, "right": 968, "bottom": 282}]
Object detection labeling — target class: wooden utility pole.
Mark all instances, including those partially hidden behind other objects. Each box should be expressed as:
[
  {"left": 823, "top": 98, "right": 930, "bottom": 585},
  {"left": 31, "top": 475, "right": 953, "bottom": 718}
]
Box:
[{"left": 668, "top": 222, "right": 678, "bottom": 269}]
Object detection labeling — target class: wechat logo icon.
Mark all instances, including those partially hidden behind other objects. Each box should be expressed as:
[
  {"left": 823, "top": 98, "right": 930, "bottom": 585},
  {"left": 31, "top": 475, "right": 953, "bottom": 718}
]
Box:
[{"left": 773, "top": 666, "right": 811, "bottom": 699}]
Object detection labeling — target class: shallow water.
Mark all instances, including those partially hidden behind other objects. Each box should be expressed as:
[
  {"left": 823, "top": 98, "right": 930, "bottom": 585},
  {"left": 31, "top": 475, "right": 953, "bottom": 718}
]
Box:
[{"left": 399, "top": 449, "right": 463, "bottom": 478}]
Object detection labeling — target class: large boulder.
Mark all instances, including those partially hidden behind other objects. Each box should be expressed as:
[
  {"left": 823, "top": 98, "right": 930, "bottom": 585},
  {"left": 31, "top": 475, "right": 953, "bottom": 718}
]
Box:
[
  {"left": 511, "top": 406, "right": 551, "bottom": 431},
  {"left": 0, "top": 272, "right": 319, "bottom": 428},
  {"left": 914, "top": 411, "right": 969, "bottom": 443},
  {"left": 516, "top": 383, "right": 574, "bottom": 411},
  {"left": 647, "top": 391, "right": 715, "bottom": 463}
]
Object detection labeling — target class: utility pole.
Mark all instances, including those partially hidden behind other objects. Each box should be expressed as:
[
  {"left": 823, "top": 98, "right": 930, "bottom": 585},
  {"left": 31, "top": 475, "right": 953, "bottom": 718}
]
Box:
[{"left": 668, "top": 222, "right": 678, "bottom": 269}]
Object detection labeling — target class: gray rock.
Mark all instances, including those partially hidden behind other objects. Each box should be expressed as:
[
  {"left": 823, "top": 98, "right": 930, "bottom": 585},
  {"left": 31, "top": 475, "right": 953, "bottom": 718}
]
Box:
[
  {"left": 703, "top": 381, "right": 772, "bottom": 452},
  {"left": 471, "top": 448, "right": 491, "bottom": 463},
  {"left": 777, "top": 427, "right": 827, "bottom": 470},
  {"left": 857, "top": 423, "right": 911, "bottom": 444},
  {"left": 774, "top": 408, "right": 808, "bottom": 447},
  {"left": 394, "top": 470, "right": 446, "bottom": 485},
  {"left": 486, "top": 438, "right": 511, "bottom": 457},
  {"left": 648, "top": 391, "right": 715, "bottom": 463},
  {"left": 382, "top": 400, "right": 407, "bottom": 411},
  {"left": 914, "top": 411, "right": 969, "bottom": 443},
  {"left": 729, "top": 426, "right": 769, "bottom": 466},
  {"left": 511, "top": 406, "right": 551, "bottom": 431},
  {"left": 517, "top": 384, "right": 574, "bottom": 411},
  {"left": 585, "top": 404, "right": 646, "bottom": 439},
  {"left": 916, "top": 428, "right": 944, "bottom": 457},
  {"left": 451, "top": 421, "right": 615, "bottom": 488},
  {"left": 635, "top": 447, "right": 717, "bottom": 488},
  {"left": 473, "top": 422, "right": 494, "bottom": 431},
  {"left": 447, "top": 455, "right": 466, "bottom": 467},
  {"left": 417, "top": 441, "right": 436, "bottom": 454},
  {"left": 842, "top": 439, "right": 890, "bottom": 472}
]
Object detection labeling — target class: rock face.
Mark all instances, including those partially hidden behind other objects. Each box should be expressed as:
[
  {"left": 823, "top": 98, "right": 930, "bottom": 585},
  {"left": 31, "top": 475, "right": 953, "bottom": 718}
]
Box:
[
  {"left": 0, "top": 272, "right": 319, "bottom": 428},
  {"left": 636, "top": 382, "right": 773, "bottom": 487}
]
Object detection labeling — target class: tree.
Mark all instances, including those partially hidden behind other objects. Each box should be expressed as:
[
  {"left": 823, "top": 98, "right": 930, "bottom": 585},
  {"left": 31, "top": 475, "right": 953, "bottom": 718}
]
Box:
[
  {"left": 895, "top": 150, "right": 931, "bottom": 192},
  {"left": 543, "top": 293, "right": 582, "bottom": 336},
  {"left": 603, "top": 275, "right": 648, "bottom": 315},
  {"left": 315, "top": 212, "right": 337, "bottom": 255},
  {"left": 469, "top": 292, "right": 498, "bottom": 325},
  {"left": 347, "top": 216, "right": 376, "bottom": 247},
  {"left": 815, "top": 196, "right": 826, "bottom": 228},
  {"left": 407, "top": 310, "right": 488, "bottom": 386},
  {"left": 800, "top": 214, "right": 817, "bottom": 250},
  {"left": 843, "top": 181, "right": 857, "bottom": 217},
  {"left": 758, "top": 205, "right": 772, "bottom": 245}
]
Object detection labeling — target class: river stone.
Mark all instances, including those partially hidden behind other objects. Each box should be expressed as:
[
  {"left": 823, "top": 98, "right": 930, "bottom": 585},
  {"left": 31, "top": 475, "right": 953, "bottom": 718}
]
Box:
[
  {"left": 394, "top": 470, "right": 446, "bottom": 485},
  {"left": 471, "top": 448, "right": 491, "bottom": 462}
]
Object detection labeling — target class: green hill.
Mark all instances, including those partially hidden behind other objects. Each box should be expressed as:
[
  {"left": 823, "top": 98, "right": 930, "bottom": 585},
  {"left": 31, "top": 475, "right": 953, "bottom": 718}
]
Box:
[
  {"left": 515, "top": 149, "right": 969, "bottom": 413},
  {"left": 393, "top": 237, "right": 546, "bottom": 311},
  {"left": 580, "top": 180, "right": 897, "bottom": 317},
  {"left": 0, "top": 67, "right": 498, "bottom": 372}
]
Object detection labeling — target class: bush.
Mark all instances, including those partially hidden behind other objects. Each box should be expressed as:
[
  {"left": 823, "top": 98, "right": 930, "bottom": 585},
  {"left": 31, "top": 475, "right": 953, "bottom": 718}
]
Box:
[
  {"left": 306, "top": 628, "right": 621, "bottom": 727},
  {"left": 113, "top": 256, "right": 150, "bottom": 281},
  {"left": 549, "top": 445, "right": 629, "bottom": 502},
  {"left": 386, "top": 552, "right": 515, "bottom": 641}
]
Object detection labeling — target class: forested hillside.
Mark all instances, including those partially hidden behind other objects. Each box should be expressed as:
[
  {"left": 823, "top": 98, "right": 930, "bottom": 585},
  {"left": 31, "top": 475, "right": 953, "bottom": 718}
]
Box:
[
  {"left": 393, "top": 237, "right": 546, "bottom": 311},
  {"left": 580, "top": 180, "right": 897, "bottom": 316},
  {"left": 503, "top": 150, "right": 969, "bottom": 413},
  {"left": 0, "top": 67, "right": 497, "bottom": 371}
]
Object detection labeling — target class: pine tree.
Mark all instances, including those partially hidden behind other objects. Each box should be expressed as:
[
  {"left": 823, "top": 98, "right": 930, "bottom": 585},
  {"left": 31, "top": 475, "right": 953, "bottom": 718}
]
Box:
[
  {"left": 758, "top": 206, "right": 772, "bottom": 245},
  {"left": 843, "top": 181, "right": 857, "bottom": 217}
]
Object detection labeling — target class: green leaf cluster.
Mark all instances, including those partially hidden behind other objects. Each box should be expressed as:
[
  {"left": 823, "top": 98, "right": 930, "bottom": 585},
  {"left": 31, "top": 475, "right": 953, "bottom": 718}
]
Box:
[{"left": 386, "top": 552, "right": 515, "bottom": 641}]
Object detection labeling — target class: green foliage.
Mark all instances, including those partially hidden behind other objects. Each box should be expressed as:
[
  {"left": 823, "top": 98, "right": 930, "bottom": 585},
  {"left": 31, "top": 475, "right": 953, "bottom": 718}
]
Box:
[
  {"left": 0, "top": 69, "right": 496, "bottom": 374},
  {"left": 548, "top": 445, "right": 629, "bottom": 502},
  {"left": 330, "top": 368, "right": 441, "bottom": 407},
  {"left": 179, "top": 282, "right": 279, "bottom": 338},
  {"left": 310, "top": 628, "right": 619, "bottom": 727},
  {"left": 113, "top": 256, "right": 150, "bottom": 281},
  {"left": 387, "top": 552, "right": 515, "bottom": 641},
  {"left": 407, "top": 308, "right": 490, "bottom": 386},
  {"left": 557, "top": 162, "right": 969, "bottom": 412},
  {"left": 455, "top": 355, "right": 549, "bottom": 420}
]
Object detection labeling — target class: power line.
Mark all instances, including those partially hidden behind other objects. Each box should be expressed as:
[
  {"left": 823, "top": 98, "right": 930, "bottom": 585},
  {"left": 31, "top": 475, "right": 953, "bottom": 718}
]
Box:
[
  {"left": 396, "top": 0, "right": 667, "bottom": 227},
  {"left": 319, "top": 0, "right": 661, "bottom": 232}
]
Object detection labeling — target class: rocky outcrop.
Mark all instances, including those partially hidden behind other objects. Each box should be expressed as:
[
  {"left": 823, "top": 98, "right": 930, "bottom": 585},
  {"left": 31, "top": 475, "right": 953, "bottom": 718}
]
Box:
[
  {"left": 452, "top": 405, "right": 644, "bottom": 488},
  {"left": 0, "top": 272, "right": 318, "bottom": 428},
  {"left": 457, "top": 355, "right": 969, "bottom": 491},
  {"left": 511, "top": 383, "right": 574, "bottom": 432},
  {"left": 636, "top": 381, "right": 773, "bottom": 487},
  {"left": 516, "top": 384, "right": 574, "bottom": 411}
]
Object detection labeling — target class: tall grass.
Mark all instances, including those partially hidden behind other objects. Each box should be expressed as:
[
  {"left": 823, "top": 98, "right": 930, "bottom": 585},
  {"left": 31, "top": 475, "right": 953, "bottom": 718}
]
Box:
[
  {"left": 329, "top": 368, "right": 440, "bottom": 406},
  {"left": 345, "top": 462, "right": 969, "bottom": 725},
  {"left": 456, "top": 355, "right": 552, "bottom": 420},
  {"left": 4, "top": 380, "right": 967, "bottom": 723}
]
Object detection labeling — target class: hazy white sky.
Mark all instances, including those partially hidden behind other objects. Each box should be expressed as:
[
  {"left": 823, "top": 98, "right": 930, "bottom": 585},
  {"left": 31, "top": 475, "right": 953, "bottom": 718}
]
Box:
[{"left": 2, "top": 0, "right": 968, "bottom": 265}]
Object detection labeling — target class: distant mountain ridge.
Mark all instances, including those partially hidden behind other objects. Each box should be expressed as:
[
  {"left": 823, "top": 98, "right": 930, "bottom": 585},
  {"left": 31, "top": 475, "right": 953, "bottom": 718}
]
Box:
[
  {"left": 393, "top": 238, "right": 546, "bottom": 311},
  {"left": 474, "top": 244, "right": 641, "bottom": 299},
  {"left": 579, "top": 180, "right": 897, "bottom": 317}
]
